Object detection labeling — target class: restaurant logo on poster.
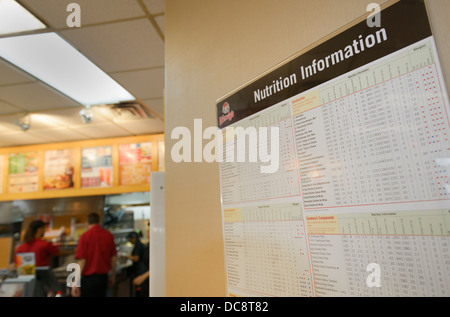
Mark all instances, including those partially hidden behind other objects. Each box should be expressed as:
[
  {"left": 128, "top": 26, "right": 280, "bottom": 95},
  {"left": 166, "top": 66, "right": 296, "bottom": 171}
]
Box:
[{"left": 219, "top": 102, "right": 234, "bottom": 126}]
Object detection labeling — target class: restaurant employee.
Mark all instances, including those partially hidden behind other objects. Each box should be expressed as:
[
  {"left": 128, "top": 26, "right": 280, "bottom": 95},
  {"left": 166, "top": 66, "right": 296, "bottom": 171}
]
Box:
[
  {"left": 71, "top": 212, "right": 117, "bottom": 297},
  {"left": 14, "top": 220, "right": 58, "bottom": 267}
]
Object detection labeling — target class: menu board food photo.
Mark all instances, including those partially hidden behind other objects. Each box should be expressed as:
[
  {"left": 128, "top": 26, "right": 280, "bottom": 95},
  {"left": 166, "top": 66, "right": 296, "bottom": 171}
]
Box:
[
  {"left": 43, "top": 149, "right": 75, "bottom": 190},
  {"left": 81, "top": 146, "right": 113, "bottom": 188},
  {"left": 119, "top": 142, "right": 152, "bottom": 186},
  {"left": 8, "top": 152, "right": 39, "bottom": 194}
]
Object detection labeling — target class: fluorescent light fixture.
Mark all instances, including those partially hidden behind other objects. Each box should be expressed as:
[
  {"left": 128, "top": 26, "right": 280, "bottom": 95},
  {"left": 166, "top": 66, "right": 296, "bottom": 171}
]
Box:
[
  {"left": 0, "top": 32, "right": 135, "bottom": 105},
  {"left": 0, "top": 0, "right": 46, "bottom": 35}
]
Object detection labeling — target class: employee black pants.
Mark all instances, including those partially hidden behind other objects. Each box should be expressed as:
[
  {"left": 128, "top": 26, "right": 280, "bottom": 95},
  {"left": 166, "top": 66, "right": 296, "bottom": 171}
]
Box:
[
  {"left": 80, "top": 274, "right": 108, "bottom": 297},
  {"left": 136, "top": 281, "right": 149, "bottom": 297}
]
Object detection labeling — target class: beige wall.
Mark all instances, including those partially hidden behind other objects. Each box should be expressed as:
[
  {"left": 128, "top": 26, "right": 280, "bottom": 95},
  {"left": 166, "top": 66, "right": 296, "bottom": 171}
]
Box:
[{"left": 164, "top": 0, "right": 450, "bottom": 297}]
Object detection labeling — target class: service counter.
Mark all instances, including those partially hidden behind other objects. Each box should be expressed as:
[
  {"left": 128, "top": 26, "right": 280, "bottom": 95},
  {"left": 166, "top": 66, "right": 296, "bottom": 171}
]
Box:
[
  {"left": 50, "top": 241, "right": 134, "bottom": 297},
  {"left": 0, "top": 239, "right": 135, "bottom": 297}
]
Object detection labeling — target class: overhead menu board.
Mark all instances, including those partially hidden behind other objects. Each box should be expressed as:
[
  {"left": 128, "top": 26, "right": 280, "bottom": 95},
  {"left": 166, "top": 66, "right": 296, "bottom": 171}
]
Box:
[
  {"left": 8, "top": 152, "right": 39, "bottom": 194},
  {"left": 217, "top": 0, "right": 450, "bottom": 297}
]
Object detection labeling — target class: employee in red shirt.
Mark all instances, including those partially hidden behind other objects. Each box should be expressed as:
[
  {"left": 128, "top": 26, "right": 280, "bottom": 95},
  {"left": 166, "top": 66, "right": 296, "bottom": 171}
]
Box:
[
  {"left": 71, "top": 212, "right": 117, "bottom": 297},
  {"left": 14, "top": 219, "right": 62, "bottom": 296},
  {"left": 15, "top": 220, "right": 59, "bottom": 267}
]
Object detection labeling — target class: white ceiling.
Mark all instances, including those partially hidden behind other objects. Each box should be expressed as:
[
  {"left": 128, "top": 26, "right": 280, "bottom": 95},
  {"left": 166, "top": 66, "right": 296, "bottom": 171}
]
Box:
[{"left": 0, "top": 0, "right": 165, "bottom": 148}]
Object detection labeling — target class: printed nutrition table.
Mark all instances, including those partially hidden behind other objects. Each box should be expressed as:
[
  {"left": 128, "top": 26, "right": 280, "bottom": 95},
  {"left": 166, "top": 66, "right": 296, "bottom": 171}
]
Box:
[{"left": 292, "top": 38, "right": 450, "bottom": 210}]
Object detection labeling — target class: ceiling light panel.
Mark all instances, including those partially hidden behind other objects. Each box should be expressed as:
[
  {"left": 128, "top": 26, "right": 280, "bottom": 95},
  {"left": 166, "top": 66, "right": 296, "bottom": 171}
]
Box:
[
  {"left": 0, "top": 0, "right": 46, "bottom": 35},
  {"left": 0, "top": 32, "right": 135, "bottom": 106}
]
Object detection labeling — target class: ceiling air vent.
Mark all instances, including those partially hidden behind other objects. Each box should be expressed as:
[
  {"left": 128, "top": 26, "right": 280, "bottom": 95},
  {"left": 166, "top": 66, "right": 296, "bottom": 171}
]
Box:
[{"left": 107, "top": 102, "right": 154, "bottom": 119}]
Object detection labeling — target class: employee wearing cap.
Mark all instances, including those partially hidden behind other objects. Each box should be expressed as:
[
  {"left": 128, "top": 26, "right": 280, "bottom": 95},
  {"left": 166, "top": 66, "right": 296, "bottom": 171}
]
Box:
[
  {"left": 14, "top": 220, "right": 59, "bottom": 267},
  {"left": 125, "top": 231, "right": 146, "bottom": 274},
  {"left": 124, "top": 231, "right": 146, "bottom": 296}
]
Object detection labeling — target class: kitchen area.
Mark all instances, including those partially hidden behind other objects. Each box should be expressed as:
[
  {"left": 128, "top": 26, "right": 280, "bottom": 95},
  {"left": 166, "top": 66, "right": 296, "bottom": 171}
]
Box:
[{"left": 0, "top": 192, "right": 151, "bottom": 297}]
